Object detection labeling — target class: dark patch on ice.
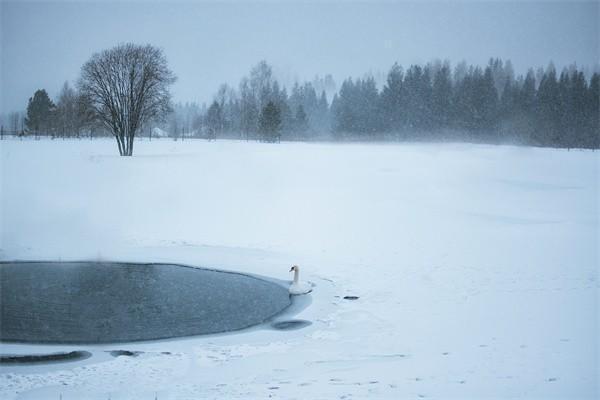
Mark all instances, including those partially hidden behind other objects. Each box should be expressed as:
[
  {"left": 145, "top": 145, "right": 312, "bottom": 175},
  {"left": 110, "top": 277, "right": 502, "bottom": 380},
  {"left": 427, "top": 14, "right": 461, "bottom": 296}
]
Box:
[
  {"left": 271, "top": 319, "right": 312, "bottom": 330},
  {"left": 380, "top": 353, "right": 407, "bottom": 358},
  {"left": 442, "top": 352, "right": 449, "bottom": 355},
  {"left": 108, "top": 350, "right": 143, "bottom": 357},
  {"left": 0, "top": 350, "right": 91, "bottom": 364},
  {"left": 0, "top": 261, "right": 291, "bottom": 344},
  {"left": 343, "top": 295, "right": 360, "bottom": 300},
  {"left": 547, "top": 377, "right": 558, "bottom": 382}
]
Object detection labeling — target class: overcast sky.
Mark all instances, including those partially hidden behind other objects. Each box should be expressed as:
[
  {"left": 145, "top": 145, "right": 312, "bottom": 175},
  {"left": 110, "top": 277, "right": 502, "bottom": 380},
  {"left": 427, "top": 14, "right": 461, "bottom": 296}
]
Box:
[{"left": 1, "top": 1, "right": 598, "bottom": 114}]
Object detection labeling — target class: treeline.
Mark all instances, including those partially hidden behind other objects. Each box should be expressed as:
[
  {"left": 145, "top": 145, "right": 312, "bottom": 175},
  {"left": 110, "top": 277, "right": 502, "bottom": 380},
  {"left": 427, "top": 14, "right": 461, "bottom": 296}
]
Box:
[
  {"left": 6, "top": 58, "right": 599, "bottom": 149},
  {"left": 330, "top": 59, "right": 598, "bottom": 148},
  {"left": 199, "top": 59, "right": 598, "bottom": 148},
  {"left": 6, "top": 82, "right": 97, "bottom": 138},
  {"left": 197, "top": 61, "right": 332, "bottom": 142}
]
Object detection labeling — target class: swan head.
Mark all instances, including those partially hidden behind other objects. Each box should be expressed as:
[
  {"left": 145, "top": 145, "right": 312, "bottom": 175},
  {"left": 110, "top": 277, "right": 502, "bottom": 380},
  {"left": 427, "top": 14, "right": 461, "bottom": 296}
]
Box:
[{"left": 290, "top": 265, "right": 299, "bottom": 272}]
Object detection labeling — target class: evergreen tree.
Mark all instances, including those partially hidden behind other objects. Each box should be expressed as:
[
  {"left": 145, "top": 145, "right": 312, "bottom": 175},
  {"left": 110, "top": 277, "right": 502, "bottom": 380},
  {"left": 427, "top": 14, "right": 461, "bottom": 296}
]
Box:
[
  {"left": 520, "top": 69, "right": 537, "bottom": 115},
  {"left": 586, "top": 73, "right": 600, "bottom": 147},
  {"left": 497, "top": 78, "right": 522, "bottom": 140},
  {"left": 568, "top": 70, "right": 589, "bottom": 147},
  {"left": 330, "top": 93, "right": 342, "bottom": 138},
  {"left": 479, "top": 66, "right": 499, "bottom": 132},
  {"left": 259, "top": 101, "right": 281, "bottom": 142},
  {"left": 431, "top": 63, "right": 452, "bottom": 130},
  {"left": 333, "top": 77, "right": 380, "bottom": 136},
  {"left": 557, "top": 70, "right": 574, "bottom": 146},
  {"left": 500, "top": 79, "right": 518, "bottom": 118},
  {"left": 359, "top": 77, "right": 381, "bottom": 134},
  {"left": 334, "top": 79, "right": 356, "bottom": 135},
  {"left": 271, "top": 82, "right": 293, "bottom": 136},
  {"left": 403, "top": 65, "right": 431, "bottom": 131},
  {"left": 452, "top": 67, "right": 476, "bottom": 131},
  {"left": 294, "top": 105, "right": 309, "bottom": 137},
  {"left": 315, "top": 91, "right": 330, "bottom": 134},
  {"left": 536, "top": 65, "right": 560, "bottom": 145},
  {"left": 380, "top": 63, "right": 404, "bottom": 131},
  {"left": 25, "top": 89, "right": 55, "bottom": 135}
]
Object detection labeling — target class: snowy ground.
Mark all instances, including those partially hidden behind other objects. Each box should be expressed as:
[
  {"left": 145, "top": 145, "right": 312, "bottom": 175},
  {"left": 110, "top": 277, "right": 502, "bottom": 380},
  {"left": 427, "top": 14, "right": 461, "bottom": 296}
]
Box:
[{"left": 0, "top": 138, "right": 598, "bottom": 399}]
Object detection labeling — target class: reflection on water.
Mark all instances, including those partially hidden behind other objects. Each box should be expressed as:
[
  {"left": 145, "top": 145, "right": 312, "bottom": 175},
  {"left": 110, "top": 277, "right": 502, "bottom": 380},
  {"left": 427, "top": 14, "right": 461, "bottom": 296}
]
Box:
[{"left": 0, "top": 262, "right": 291, "bottom": 343}]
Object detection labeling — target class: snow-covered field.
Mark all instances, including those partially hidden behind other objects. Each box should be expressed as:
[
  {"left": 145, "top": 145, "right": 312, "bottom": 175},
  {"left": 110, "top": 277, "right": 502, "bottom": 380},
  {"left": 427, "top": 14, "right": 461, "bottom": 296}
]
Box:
[{"left": 0, "top": 138, "right": 598, "bottom": 399}]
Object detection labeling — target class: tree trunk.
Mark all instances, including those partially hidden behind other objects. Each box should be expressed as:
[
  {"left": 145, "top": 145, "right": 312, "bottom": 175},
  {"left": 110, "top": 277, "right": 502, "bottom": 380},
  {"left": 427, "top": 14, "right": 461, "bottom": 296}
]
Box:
[{"left": 115, "top": 133, "right": 125, "bottom": 156}]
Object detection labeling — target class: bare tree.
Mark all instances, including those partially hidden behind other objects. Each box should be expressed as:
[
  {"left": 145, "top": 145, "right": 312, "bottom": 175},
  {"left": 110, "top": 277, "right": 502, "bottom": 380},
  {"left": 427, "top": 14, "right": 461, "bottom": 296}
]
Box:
[
  {"left": 56, "top": 82, "right": 77, "bottom": 138},
  {"left": 9, "top": 112, "right": 21, "bottom": 133},
  {"left": 78, "top": 43, "right": 176, "bottom": 156}
]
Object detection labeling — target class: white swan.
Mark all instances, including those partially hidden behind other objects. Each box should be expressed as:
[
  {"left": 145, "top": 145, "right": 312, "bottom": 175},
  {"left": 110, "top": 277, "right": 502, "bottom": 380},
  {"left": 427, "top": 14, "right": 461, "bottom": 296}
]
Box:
[{"left": 289, "top": 265, "right": 312, "bottom": 295}]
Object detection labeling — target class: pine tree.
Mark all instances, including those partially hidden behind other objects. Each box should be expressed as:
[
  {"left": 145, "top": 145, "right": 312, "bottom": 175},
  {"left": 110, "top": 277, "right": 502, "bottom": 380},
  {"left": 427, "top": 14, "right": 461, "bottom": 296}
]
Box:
[
  {"left": 380, "top": 63, "right": 404, "bottom": 131},
  {"left": 258, "top": 101, "right": 281, "bottom": 142},
  {"left": 536, "top": 65, "right": 560, "bottom": 145},
  {"left": 403, "top": 65, "right": 431, "bottom": 131},
  {"left": 25, "top": 89, "right": 55, "bottom": 135},
  {"left": 480, "top": 66, "right": 499, "bottom": 132},
  {"left": 569, "top": 70, "right": 588, "bottom": 147},
  {"left": 316, "top": 91, "right": 330, "bottom": 134},
  {"left": 360, "top": 77, "right": 381, "bottom": 134},
  {"left": 431, "top": 63, "right": 452, "bottom": 130},
  {"left": 334, "top": 79, "right": 356, "bottom": 135},
  {"left": 557, "top": 70, "right": 573, "bottom": 146},
  {"left": 451, "top": 67, "right": 475, "bottom": 131},
  {"left": 586, "top": 73, "right": 600, "bottom": 148},
  {"left": 520, "top": 69, "right": 536, "bottom": 114},
  {"left": 294, "top": 105, "right": 309, "bottom": 137}
]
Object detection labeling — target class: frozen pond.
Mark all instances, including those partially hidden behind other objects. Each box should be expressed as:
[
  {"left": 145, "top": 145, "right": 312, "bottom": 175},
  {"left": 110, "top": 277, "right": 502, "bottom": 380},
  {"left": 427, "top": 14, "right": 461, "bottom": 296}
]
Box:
[{"left": 0, "top": 261, "right": 292, "bottom": 344}]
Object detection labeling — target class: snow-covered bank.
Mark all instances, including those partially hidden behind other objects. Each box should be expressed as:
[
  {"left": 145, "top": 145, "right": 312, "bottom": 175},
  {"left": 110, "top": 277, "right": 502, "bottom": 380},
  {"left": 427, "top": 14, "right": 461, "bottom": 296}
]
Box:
[{"left": 1, "top": 138, "right": 598, "bottom": 399}]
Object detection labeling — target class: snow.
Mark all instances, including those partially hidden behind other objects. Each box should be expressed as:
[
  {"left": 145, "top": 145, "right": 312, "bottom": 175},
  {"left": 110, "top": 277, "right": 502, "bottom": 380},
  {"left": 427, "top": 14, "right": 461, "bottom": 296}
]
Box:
[
  {"left": 151, "top": 127, "right": 169, "bottom": 138},
  {"left": 0, "top": 138, "right": 598, "bottom": 399}
]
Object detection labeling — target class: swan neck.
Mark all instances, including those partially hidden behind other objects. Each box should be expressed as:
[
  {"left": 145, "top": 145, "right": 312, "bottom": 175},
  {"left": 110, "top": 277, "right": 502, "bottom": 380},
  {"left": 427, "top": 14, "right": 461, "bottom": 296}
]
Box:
[{"left": 293, "top": 269, "right": 299, "bottom": 284}]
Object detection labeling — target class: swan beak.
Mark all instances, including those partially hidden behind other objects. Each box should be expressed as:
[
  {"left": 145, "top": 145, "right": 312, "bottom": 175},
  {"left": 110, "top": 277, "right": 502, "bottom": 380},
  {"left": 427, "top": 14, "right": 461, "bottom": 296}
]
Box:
[{"left": 289, "top": 267, "right": 294, "bottom": 272}]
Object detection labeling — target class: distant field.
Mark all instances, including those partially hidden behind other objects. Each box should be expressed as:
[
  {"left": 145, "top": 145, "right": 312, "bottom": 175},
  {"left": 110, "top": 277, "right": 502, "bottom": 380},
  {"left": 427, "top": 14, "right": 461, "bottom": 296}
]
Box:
[{"left": 1, "top": 138, "right": 597, "bottom": 399}]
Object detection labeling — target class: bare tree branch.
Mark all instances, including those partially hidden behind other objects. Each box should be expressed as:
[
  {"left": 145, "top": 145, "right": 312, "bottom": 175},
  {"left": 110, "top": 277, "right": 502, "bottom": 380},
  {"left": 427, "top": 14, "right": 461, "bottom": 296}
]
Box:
[{"left": 78, "top": 43, "right": 176, "bottom": 156}]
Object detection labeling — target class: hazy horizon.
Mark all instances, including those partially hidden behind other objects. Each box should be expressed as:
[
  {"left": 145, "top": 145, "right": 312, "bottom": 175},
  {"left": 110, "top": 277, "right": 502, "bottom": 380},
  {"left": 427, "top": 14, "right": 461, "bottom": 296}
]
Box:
[{"left": 1, "top": 0, "right": 598, "bottom": 114}]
